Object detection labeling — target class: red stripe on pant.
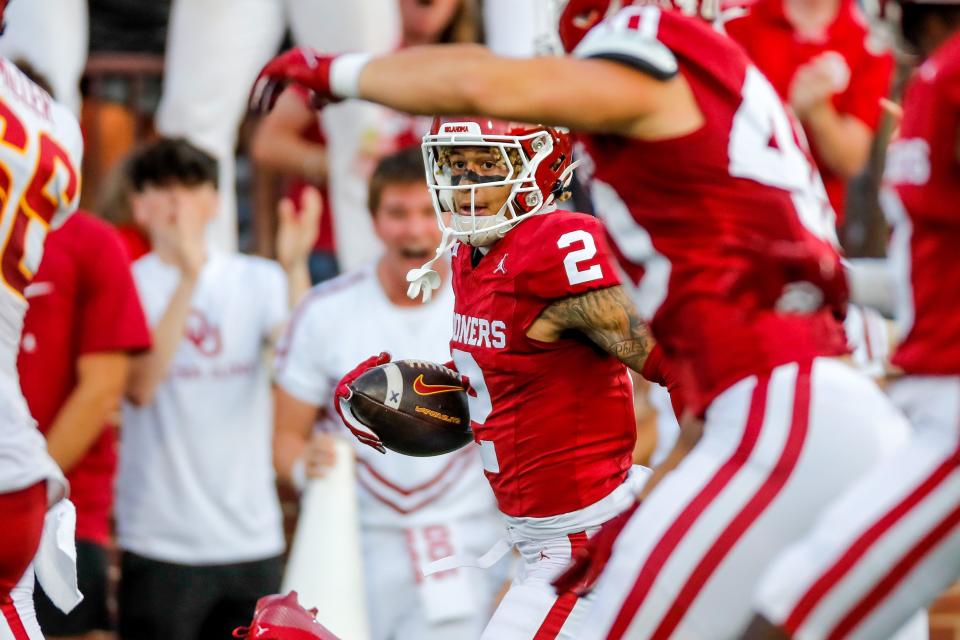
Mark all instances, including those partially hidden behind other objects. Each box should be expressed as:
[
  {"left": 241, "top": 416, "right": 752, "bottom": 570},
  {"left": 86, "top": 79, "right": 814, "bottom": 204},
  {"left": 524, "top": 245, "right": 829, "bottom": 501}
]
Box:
[
  {"left": 1, "top": 600, "right": 30, "bottom": 640},
  {"left": 826, "top": 499, "right": 960, "bottom": 639},
  {"left": 533, "top": 532, "right": 590, "bottom": 640},
  {"left": 605, "top": 372, "right": 772, "bottom": 640},
  {"left": 785, "top": 443, "right": 960, "bottom": 634},
  {"left": 650, "top": 361, "right": 812, "bottom": 639}
]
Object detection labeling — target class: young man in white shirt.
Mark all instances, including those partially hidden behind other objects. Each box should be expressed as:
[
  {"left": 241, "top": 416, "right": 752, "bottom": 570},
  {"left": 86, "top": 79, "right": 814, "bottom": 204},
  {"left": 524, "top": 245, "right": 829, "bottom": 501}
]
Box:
[
  {"left": 117, "top": 138, "right": 318, "bottom": 640},
  {"left": 273, "top": 147, "right": 503, "bottom": 640}
]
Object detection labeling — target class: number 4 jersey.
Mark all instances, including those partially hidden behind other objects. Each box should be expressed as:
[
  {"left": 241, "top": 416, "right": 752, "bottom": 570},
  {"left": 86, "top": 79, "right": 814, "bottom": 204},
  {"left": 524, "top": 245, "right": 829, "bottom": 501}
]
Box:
[
  {"left": 0, "top": 58, "right": 82, "bottom": 497},
  {"left": 450, "top": 210, "right": 637, "bottom": 521},
  {"left": 574, "top": 6, "right": 849, "bottom": 413}
]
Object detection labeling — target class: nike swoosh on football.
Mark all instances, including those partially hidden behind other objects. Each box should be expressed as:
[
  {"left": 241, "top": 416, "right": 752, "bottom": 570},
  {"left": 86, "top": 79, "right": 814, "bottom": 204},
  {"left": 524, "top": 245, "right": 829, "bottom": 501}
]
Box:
[{"left": 412, "top": 374, "right": 463, "bottom": 396}]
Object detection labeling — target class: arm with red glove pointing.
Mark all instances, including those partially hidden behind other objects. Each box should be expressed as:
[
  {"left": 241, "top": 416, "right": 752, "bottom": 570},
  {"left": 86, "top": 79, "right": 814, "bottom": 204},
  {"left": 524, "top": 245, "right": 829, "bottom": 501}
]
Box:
[
  {"left": 332, "top": 352, "right": 391, "bottom": 453},
  {"left": 248, "top": 43, "right": 674, "bottom": 137}
]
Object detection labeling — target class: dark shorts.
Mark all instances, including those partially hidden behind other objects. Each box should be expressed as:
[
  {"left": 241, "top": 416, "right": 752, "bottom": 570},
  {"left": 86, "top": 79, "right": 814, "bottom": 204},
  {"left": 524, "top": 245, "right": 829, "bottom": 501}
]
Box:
[
  {"left": 118, "top": 551, "right": 283, "bottom": 640},
  {"left": 35, "top": 540, "right": 112, "bottom": 634}
]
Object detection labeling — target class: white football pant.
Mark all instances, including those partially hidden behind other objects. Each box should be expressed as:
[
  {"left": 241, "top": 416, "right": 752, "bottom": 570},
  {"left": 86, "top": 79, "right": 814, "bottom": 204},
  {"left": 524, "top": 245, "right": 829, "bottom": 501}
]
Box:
[
  {"left": 755, "top": 375, "right": 960, "bottom": 640},
  {"left": 0, "top": 567, "right": 42, "bottom": 640},
  {"left": 579, "top": 358, "right": 911, "bottom": 639}
]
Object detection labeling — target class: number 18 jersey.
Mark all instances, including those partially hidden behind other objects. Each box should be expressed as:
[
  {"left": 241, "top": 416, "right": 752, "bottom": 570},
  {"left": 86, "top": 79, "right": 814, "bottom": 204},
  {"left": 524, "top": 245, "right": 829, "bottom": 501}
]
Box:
[
  {"left": 0, "top": 58, "right": 82, "bottom": 497},
  {"left": 449, "top": 210, "right": 636, "bottom": 520}
]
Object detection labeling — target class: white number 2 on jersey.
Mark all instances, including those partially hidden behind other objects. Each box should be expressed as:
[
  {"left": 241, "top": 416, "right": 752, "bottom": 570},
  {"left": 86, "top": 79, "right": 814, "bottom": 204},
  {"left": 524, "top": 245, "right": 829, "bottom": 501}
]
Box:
[
  {"left": 729, "top": 67, "right": 837, "bottom": 244},
  {"left": 558, "top": 230, "right": 604, "bottom": 286},
  {"left": 451, "top": 349, "right": 491, "bottom": 425},
  {"left": 451, "top": 349, "right": 498, "bottom": 473}
]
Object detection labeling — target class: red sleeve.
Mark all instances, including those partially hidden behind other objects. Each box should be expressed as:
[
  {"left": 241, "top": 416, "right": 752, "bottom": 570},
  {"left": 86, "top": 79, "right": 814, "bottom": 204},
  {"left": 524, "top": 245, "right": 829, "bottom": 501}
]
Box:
[
  {"left": 77, "top": 218, "right": 152, "bottom": 355},
  {"left": 945, "top": 64, "right": 960, "bottom": 110},
  {"left": 837, "top": 47, "right": 894, "bottom": 131},
  {"left": 519, "top": 213, "right": 623, "bottom": 301}
]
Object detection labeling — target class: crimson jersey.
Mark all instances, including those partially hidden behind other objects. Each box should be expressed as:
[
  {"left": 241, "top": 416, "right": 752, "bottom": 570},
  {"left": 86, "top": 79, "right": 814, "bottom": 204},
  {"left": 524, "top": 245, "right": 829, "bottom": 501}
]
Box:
[
  {"left": 574, "top": 6, "right": 849, "bottom": 412},
  {"left": 884, "top": 33, "right": 960, "bottom": 374},
  {"left": 450, "top": 211, "right": 635, "bottom": 519}
]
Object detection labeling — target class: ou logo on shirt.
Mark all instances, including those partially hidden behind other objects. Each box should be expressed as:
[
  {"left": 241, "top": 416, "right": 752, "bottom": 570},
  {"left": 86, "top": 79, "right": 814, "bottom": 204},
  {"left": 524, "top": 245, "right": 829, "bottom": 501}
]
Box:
[{"left": 185, "top": 310, "right": 222, "bottom": 357}]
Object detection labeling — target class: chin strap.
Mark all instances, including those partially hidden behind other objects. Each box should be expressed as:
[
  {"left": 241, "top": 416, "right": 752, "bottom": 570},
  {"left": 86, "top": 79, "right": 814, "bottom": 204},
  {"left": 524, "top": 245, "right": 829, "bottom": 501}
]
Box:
[{"left": 406, "top": 227, "right": 456, "bottom": 303}]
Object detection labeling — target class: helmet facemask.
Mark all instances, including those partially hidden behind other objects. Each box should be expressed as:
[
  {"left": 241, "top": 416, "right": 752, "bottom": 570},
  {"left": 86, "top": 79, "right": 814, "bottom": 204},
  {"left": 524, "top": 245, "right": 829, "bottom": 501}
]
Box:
[
  {"left": 405, "top": 119, "right": 577, "bottom": 304},
  {"left": 422, "top": 130, "right": 556, "bottom": 248}
]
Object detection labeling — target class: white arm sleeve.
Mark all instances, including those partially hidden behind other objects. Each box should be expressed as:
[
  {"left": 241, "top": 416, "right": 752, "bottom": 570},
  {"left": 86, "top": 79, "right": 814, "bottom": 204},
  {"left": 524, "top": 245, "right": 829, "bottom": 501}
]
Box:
[
  {"left": 844, "top": 304, "right": 892, "bottom": 379},
  {"left": 845, "top": 257, "right": 896, "bottom": 317}
]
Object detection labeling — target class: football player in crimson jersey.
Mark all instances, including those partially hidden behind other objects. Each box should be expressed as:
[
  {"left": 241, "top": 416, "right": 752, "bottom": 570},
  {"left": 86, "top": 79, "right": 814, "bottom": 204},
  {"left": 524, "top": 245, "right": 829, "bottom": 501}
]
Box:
[
  {"left": 744, "top": 2, "right": 960, "bottom": 638},
  {"left": 250, "top": 1, "right": 916, "bottom": 637},
  {"left": 0, "top": 3, "right": 85, "bottom": 639},
  {"left": 333, "top": 117, "right": 666, "bottom": 640}
]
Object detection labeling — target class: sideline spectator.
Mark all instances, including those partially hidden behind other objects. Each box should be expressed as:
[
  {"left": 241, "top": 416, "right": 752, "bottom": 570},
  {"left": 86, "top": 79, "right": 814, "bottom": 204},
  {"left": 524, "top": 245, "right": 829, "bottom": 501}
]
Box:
[
  {"left": 726, "top": 0, "right": 894, "bottom": 227},
  {"left": 18, "top": 210, "right": 151, "bottom": 640},
  {"left": 0, "top": 0, "right": 87, "bottom": 115},
  {"left": 156, "top": 0, "right": 399, "bottom": 253},
  {"left": 250, "top": 0, "right": 481, "bottom": 274},
  {"left": 97, "top": 158, "right": 152, "bottom": 261},
  {"left": 250, "top": 98, "right": 338, "bottom": 284},
  {"left": 116, "top": 138, "right": 317, "bottom": 640},
  {"left": 273, "top": 148, "right": 502, "bottom": 640}
]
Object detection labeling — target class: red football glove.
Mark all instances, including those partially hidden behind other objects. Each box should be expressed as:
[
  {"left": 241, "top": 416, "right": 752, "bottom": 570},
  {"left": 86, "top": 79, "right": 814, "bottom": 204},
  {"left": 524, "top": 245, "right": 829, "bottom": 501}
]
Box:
[
  {"left": 333, "top": 352, "right": 391, "bottom": 454},
  {"left": 250, "top": 47, "right": 338, "bottom": 113},
  {"left": 641, "top": 344, "right": 688, "bottom": 418},
  {"left": 552, "top": 501, "right": 640, "bottom": 597},
  {"left": 441, "top": 359, "right": 473, "bottom": 395},
  {"left": 233, "top": 591, "right": 340, "bottom": 640}
]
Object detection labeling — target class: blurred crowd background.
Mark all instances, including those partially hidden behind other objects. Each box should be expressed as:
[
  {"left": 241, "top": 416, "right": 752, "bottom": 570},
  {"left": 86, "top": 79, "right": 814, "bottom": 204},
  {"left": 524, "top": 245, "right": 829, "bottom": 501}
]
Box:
[
  {"left": 5, "top": 0, "right": 955, "bottom": 638},
  {"left": 0, "top": 0, "right": 907, "bottom": 268}
]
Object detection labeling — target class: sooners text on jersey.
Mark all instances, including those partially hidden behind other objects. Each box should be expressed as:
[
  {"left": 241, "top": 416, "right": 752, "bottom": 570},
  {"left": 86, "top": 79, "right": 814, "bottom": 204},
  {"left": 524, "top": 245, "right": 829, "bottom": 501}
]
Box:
[
  {"left": 450, "top": 210, "right": 636, "bottom": 519},
  {"left": 575, "top": 6, "right": 849, "bottom": 412},
  {"left": 883, "top": 32, "right": 960, "bottom": 375}
]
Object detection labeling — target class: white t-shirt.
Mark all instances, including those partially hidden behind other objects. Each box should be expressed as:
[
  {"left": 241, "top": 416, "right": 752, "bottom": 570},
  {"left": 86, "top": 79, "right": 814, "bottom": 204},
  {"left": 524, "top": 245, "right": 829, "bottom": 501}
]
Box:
[
  {"left": 275, "top": 262, "right": 497, "bottom": 528},
  {"left": 117, "top": 251, "right": 287, "bottom": 564}
]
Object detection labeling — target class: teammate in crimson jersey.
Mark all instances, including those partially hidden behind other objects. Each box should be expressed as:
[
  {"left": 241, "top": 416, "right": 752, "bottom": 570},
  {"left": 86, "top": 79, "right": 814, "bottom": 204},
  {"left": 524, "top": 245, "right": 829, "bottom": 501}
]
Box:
[
  {"left": 0, "top": 4, "right": 84, "bottom": 636},
  {"left": 725, "top": 0, "right": 895, "bottom": 223},
  {"left": 251, "top": 1, "right": 913, "bottom": 637},
  {"left": 746, "top": 2, "right": 960, "bottom": 638},
  {"left": 331, "top": 118, "right": 662, "bottom": 639}
]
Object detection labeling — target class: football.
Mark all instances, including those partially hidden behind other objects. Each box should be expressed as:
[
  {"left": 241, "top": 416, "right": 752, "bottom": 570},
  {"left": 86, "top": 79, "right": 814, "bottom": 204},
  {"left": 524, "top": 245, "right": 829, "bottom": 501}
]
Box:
[{"left": 346, "top": 359, "right": 472, "bottom": 457}]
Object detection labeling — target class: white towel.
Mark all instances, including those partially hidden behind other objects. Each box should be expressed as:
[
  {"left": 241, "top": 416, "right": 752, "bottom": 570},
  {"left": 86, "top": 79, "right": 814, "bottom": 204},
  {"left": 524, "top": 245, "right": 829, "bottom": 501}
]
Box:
[{"left": 34, "top": 499, "right": 83, "bottom": 613}]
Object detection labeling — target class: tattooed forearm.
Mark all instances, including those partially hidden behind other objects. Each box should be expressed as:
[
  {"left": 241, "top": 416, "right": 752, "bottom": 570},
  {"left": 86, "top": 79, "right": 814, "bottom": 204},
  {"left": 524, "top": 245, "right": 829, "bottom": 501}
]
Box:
[{"left": 535, "top": 285, "right": 656, "bottom": 373}]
